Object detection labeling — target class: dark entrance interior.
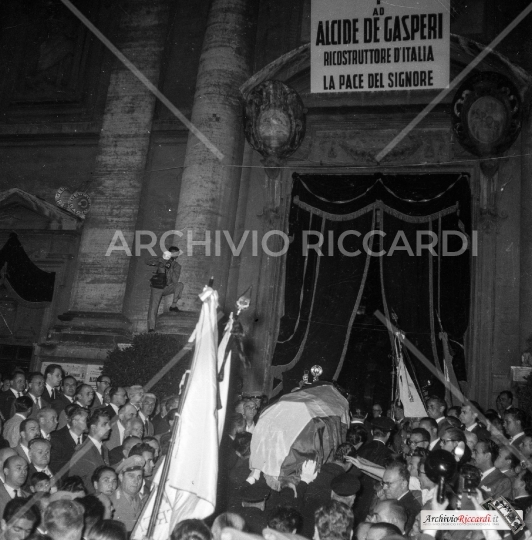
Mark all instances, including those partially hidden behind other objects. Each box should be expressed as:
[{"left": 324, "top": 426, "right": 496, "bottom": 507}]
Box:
[{"left": 270, "top": 173, "right": 471, "bottom": 410}]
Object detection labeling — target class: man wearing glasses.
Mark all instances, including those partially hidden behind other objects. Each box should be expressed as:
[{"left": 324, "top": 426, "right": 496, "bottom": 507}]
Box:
[
  {"left": 381, "top": 460, "right": 421, "bottom": 534},
  {"left": 440, "top": 427, "right": 467, "bottom": 455},
  {"left": 406, "top": 428, "right": 430, "bottom": 454}
]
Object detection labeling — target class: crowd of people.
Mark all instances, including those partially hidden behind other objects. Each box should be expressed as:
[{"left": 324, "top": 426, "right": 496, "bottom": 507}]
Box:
[
  {"left": 0, "top": 365, "right": 176, "bottom": 540},
  {"left": 214, "top": 389, "right": 532, "bottom": 540},
  {"left": 0, "top": 364, "right": 529, "bottom": 540}
]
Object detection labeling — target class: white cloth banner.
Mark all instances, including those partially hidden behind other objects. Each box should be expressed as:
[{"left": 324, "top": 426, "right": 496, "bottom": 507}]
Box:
[{"left": 132, "top": 287, "right": 231, "bottom": 540}]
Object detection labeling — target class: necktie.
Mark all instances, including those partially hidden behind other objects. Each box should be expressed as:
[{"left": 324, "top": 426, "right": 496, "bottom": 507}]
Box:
[
  {"left": 77, "top": 437, "right": 81, "bottom": 446},
  {"left": 17, "top": 392, "right": 21, "bottom": 398},
  {"left": 51, "top": 389, "right": 56, "bottom": 401},
  {"left": 145, "top": 420, "right": 149, "bottom": 433},
  {"left": 37, "top": 397, "right": 41, "bottom": 409},
  {"left": 13, "top": 490, "right": 18, "bottom": 498}
]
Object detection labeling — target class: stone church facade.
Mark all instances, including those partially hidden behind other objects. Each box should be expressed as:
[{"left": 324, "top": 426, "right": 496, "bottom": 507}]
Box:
[{"left": 1, "top": 0, "right": 532, "bottom": 408}]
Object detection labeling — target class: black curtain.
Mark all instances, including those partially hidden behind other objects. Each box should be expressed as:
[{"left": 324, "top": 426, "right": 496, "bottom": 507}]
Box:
[
  {"left": 271, "top": 173, "right": 471, "bottom": 400},
  {"left": 0, "top": 233, "right": 55, "bottom": 306}
]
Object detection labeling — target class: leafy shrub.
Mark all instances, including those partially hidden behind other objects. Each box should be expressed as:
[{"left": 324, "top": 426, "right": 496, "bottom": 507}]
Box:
[{"left": 103, "top": 332, "right": 190, "bottom": 397}]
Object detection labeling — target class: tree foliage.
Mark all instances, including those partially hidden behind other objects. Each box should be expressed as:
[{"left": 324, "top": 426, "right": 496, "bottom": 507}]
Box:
[{"left": 103, "top": 333, "right": 190, "bottom": 397}]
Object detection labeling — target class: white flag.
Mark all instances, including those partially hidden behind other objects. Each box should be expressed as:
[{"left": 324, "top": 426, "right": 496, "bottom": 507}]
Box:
[
  {"left": 397, "top": 358, "right": 427, "bottom": 418},
  {"left": 132, "top": 287, "right": 228, "bottom": 540}
]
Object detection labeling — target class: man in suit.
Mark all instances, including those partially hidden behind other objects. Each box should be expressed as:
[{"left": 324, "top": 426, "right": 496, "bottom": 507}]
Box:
[
  {"left": 504, "top": 408, "right": 527, "bottom": 448},
  {"left": 460, "top": 401, "right": 491, "bottom": 441},
  {"left": 352, "top": 417, "right": 395, "bottom": 525},
  {"left": 37, "top": 408, "right": 58, "bottom": 441},
  {"left": 51, "top": 376, "right": 76, "bottom": 415},
  {"left": 108, "top": 435, "right": 142, "bottom": 467},
  {"left": 15, "top": 419, "right": 40, "bottom": 463},
  {"left": 138, "top": 393, "right": 156, "bottom": 437},
  {"left": 58, "top": 384, "right": 93, "bottom": 429},
  {"left": 0, "top": 371, "right": 26, "bottom": 421},
  {"left": 50, "top": 406, "right": 88, "bottom": 479},
  {"left": 419, "top": 418, "right": 440, "bottom": 451},
  {"left": 0, "top": 456, "right": 30, "bottom": 518},
  {"left": 103, "top": 387, "right": 127, "bottom": 420},
  {"left": 3, "top": 397, "right": 33, "bottom": 448},
  {"left": 510, "top": 469, "right": 532, "bottom": 514},
  {"left": 495, "top": 445, "right": 520, "bottom": 479},
  {"left": 25, "top": 373, "right": 50, "bottom": 421},
  {"left": 426, "top": 396, "right": 447, "bottom": 426},
  {"left": 69, "top": 409, "right": 111, "bottom": 493},
  {"left": 91, "top": 376, "right": 111, "bottom": 410},
  {"left": 26, "top": 438, "right": 55, "bottom": 490},
  {"left": 105, "top": 404, "right": 138, "bottom": 451},
  {"left": 474, "top": 439, "right": 512, "bottom": 499},
  {"left": 381, "top": 459, "right": 421, "bottom": 534},
  {"left": 42, "top": 364, "right": 62, "bottom": 404}
]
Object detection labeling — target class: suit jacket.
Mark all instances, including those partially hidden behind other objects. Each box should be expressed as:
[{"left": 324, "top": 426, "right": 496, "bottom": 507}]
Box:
[
  {"left": 353, "top": 439, "right": 393, "bottom": 524},
  {"left": 398, "top": 490, "right": 422, "bottom": 534},
  {"left": 470, "top": 424, "right": 491, "bottom": 441},
  {"left": 25, "top": 394, "right": 50, "bottom": 421},
  {"left": 51, "top": 394, "right": 74, "bottom": 415},
  {"left": 511, "top": 433, "right": 526, "bottom": 449},
  {"left": 3, "top": 414, "right": 25, "bottom": 448},
  {"left": 42, "top": 387, "right": 59, "bottom": 404},
  {"left": 479, "top": 468, "right": 513, "bottom": 500},
  {"left": 14, "top": 444, "right": 30, "bottom": 463},
  {"left": 69, "top": 438, "right": 109, "bottom": 493},
  {"left": 104, "top": 420, "right": 124, "bottom": 451},
  {"left": 91, "top": 393, "right": 103, "bottom": 410},
  {"left": 50, "top": 426, "right": 84, "bottom": 478},
  {"left": 138, "top": 413, "right": 154, "bottom": 437},
  {"left": 0, "top": 390, "right": 19, "bottom": 421},
  {"left": 0, "top": 482, "right": 30, "bottom": 519},
  {"left": 103, "top": 404, "right": 118, "bottom": 420},
  {"left": 109, "top": 445, "right": 126, "bottom": 466},
  {"left": 152, "top": 414, "right": 170, "bottom": 436}
]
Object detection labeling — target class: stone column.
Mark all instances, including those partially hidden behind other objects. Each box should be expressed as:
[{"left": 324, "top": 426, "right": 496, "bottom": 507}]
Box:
[
  {"left": 54, "top": 0, "right": 169, "bottom": 352},
  {"left": 520, "top": 114, "right": 532, "bottom": 353},
  {"left": 172, "top": 0, "right": 258, "bottom": 313}
]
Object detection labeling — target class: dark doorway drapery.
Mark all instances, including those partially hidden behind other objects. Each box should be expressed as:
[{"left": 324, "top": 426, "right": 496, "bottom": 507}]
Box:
[{"left": 270, "top": 173, "right": 471, "bottom": 402}]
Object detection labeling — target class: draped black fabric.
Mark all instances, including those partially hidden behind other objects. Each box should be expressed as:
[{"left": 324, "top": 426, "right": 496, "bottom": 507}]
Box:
[
  {"left": 271, "top": 174, "right": 471, "bottom": 400},
  {"left": 0, "top": 233, "right": 55, "bottom": 305}
]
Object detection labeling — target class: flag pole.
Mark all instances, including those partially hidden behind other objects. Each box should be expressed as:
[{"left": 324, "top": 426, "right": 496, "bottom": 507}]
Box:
[
  {"left": 146, "top": 280, "right": 217, "bottom": 539},
  {"left": 146, "top": 370, "right": 186, "bottom": 538}
]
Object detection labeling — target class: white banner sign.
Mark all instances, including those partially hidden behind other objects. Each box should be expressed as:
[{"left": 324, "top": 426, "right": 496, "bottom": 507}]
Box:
[{"left": 311, "top": 0, "right": 450, "bottom": 93}]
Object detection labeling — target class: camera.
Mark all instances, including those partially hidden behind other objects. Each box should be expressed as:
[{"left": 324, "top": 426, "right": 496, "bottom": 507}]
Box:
[{"left": 459, "top": 469, "right": 480, "bottom": 493}]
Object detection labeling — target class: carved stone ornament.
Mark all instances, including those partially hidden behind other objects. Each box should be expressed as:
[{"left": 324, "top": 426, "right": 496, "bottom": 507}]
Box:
[
  {"left": 452, "top": 71, "right": 522, "bottom": 158},
  {"left": 244, "top": 80, "right": 306, "bottom": 178}
]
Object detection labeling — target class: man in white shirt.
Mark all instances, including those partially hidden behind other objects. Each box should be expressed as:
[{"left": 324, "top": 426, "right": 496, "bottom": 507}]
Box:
[
  {"left": 426, "top": 397, "right": 447, "bottom": 425},
  {"left": 138, "top": 394, "right": 156, "bottom": 437},
  {"left": 43, "top": 365, "right": 62, "bottom": 404},
  {"left": 419, "top": 418, "right": 440, "bottom": 451},
  {"left": 504, "top": 408, "right": 526, "bottom": 448},
  {"left": 0, "top": 456, "right": 30, "bottom": 517},
  {"left": 27, "top": 438, "right": 55, "bottom": 489},
  {"left": 26, "top": 373, "right": 49, "bottom": 421},
  {"left": 474, "top": 439, "right": 512, "bottom": 499},
  {"left": 15, "top": 419, "right": 40, "bottom": 463},
  {"left": 105, "top": 404, "right": 137, "bottom": 451},
  {"left": 105, "top": 387, "right": 127, "bottom": 419},
  {"left": 4, "top": 397, "right": 33, "bottom": 448},
  {"left": 37, "top": 408, "right": 58, "bottom": 441},
  {"left": 0, "top": 371, "right": 26, "bottom": 421},
  {"left": 92, "top": 376, "right": 111, "bottom": 410}
]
